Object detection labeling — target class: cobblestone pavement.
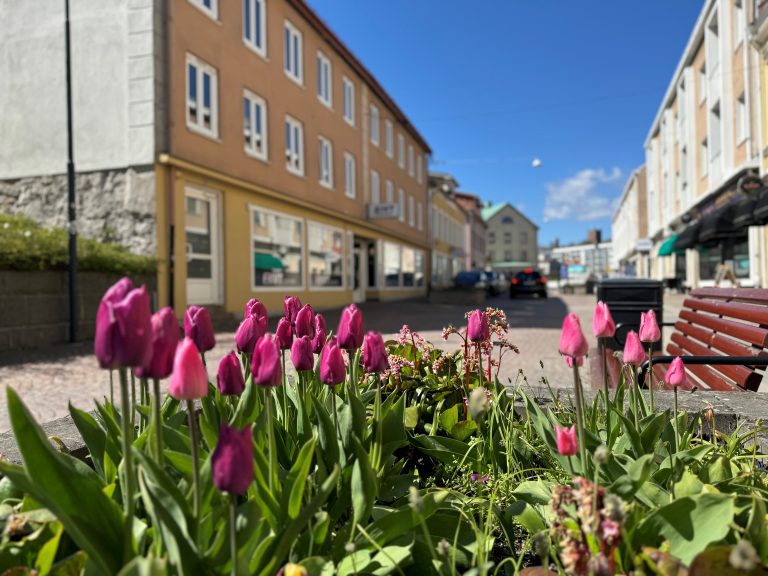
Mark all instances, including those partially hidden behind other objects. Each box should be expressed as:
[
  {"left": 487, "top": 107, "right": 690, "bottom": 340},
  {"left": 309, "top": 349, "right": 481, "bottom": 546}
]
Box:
[{"left": 0, "top": 289, "right": 686, "bottom": 432}]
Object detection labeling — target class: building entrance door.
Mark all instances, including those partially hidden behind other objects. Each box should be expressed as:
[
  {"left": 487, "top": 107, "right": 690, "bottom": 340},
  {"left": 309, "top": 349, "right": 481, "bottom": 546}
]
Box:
[
  {"left": 185, "top": 186, "right": 222, "bottom": 305},
  {"left": 353, "top": 239, "right": 367, "bottom": 303}
]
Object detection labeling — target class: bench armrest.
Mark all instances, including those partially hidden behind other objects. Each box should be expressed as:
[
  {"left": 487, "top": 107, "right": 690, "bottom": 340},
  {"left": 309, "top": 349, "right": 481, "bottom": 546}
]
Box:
[{"left": 638, "top": 355, "right": 768, "bottom": 387}]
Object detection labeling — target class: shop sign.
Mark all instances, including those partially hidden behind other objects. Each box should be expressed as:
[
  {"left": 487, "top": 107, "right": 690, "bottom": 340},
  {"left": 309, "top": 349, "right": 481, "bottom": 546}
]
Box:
[
  {"left": 367, "top": 203, "right": 400, "bottom": 220},
  {"left": 738, "top": 174, "right": 764, "bottom": 194},
  {"left": 636, "top": 238, "right": 653, "bottom": 252}
]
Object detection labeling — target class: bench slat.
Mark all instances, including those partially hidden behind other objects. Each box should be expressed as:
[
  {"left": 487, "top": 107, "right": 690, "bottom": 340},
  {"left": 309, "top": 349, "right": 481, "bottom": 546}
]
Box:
[
  {"left": 678, "top": 309, "right": 768, "bottom": 348},
  {"left": 683, "top": 298, "right": 768, "bottom": 325},
  {"left": 674, "top": 320, "right": 767, "bottom": 358},
  {"left": 691, "top": 288, "right": 768, "bottom": 304},
  {"left": 669, "top": 333, "right": 760, "bottom": 389},
  {"left": 666, "top": 343, "right": 742, "bottom": 391}
]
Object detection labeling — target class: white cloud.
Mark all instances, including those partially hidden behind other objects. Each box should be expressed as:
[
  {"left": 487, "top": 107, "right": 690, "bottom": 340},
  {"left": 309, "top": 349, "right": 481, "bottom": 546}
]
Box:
[{"left": 543, "top": 167, "right": 623, "bottom": 223}]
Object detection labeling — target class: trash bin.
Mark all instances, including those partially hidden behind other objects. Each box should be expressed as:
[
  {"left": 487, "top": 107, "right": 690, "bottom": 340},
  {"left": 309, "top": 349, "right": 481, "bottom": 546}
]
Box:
[{"left": 596, "top": 278, "right": 663, "bottom": 351}]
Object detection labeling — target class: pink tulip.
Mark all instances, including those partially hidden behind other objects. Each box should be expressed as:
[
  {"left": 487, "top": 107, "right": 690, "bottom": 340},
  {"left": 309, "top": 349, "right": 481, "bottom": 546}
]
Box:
[
  {"left": 295, "top": 304, "right": 315, "bottom": 339},
  {"left": 251, "top": 334, "right": 282, "bottom": 387},
  {"left": 184, "top": 306, "right": 216, "bottom": 353},
  {"left": 320, "top": 337, "right": 346, "bottom": 385},
  {"left": 565, "top": 355, "right": 584, "bottom": 368},
  {"left": 235, "top": 315, "right": 263, "bottom": 355},
  {"left": 212, "top": 424, "right": 253, "bottom": 495},
  {"left": 623, "top": 331, "right": 645, "bottom": 366},
  {"left": 283, "top": 296, "right": 302, "bottom": 325},
  {"left": 244, "top": 299, "right": 269, "bottom": 334},
  {"left": 592, "top": 301, "right": 616, "bottom": 338},
  {"left": 665, "top": 356, "right": 686, "bottom": 388},
  {"left": 639, "top": 310, "right": 661, "bottom": 343},
  {"left": 312, "top": 314, "right": 327, "bottom": 354},
  {"left": 555, "top": 424, "right": 578, "bottom": 457},
  {"left": 363, "top": 331, "right": 389, "bottom": 373},
  {"left": 217, "top": 351, "right": 245, "bottom": 396},
  {"left": 94, "top": 277, "right": 153, "bottom": 369},
  {"left": 168, "top": 338, "right": 209, "bottom": 400},
  {"left": 337, "top": 304, "right": 363, "bottom": 350},
  {"left": 467, "top": 309, "right": 490, "bottom": 343},
  {"left": 291, "top": 335, "right": 314, "bottom": 372},
  {"left": 559, "top": 313, "right": 588, "bottom": 358},
  {"left": 275, "top": 317, "right": 293, "bottom": 350},
  {"left": 135, "top": 307, "right": 180, "bottom": 380}
]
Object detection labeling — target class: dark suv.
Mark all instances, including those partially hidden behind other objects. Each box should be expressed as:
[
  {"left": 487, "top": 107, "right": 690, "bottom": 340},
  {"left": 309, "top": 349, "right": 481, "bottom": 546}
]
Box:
[{"left": 510, "top": 268, "right": 547, "bottom": 298}]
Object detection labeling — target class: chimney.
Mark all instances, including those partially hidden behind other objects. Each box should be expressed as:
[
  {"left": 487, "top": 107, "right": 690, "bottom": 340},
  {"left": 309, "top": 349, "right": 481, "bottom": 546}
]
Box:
[{"left": 587, "top": 229, "right": 602, "bottom": 245}]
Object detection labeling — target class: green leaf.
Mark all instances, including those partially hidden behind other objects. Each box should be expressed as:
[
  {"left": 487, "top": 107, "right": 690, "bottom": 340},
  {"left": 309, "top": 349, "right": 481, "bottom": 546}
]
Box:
[
  {"left": 404, "top": 406, "right": 419, "bottom": 429},
  {"left": 411, "top": 435, "right": 470, "bottom": 464},
  {"left": 504, "top": 501, "right": 545, "bottom": 534},
  {"left": 747, "top": 495, "right": 768, "bottom": 563},
  {"left": 116, "top": 556, "right": 169, "bottom": 575},
  {"left": 1, "top": 387, "right": 126, "bottom": 575},
  {"left": 355, "top": 490, "right": 450, "bottom": 547},
  {"left": 310, "top": 394, "right": 340, "bottom": 471},
  {"left": 609, "top": 454, "right": 654, "bottom": 500},
  {"left": 511, "top": 480, "right": 554, "bottom": 507},
  {"left": 282, "top": 437, "right": 317, "bottom": 519},
  {"left": 639, "top": 412, "right": 670, "bottom": 453},
  {"left": 34, "top": 522, "right": 63, "bottom": 575},
  {"left": 351, "top": 434, "right": 377, "bottom": 525}
]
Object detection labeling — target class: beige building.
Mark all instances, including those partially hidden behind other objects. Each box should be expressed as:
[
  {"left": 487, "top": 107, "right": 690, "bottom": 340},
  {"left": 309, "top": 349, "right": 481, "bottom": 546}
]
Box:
[
  {"left": 454, "top": 191, "right": 487, "bottom": 270},
  {"left": 611, "top": 166, "right": 648, "bottom": 276},
  {"left": 645, "top": 0, "right": 763, "bottom": 289},
  {"left": 482, "top": 203, "right": 538, "bottom": 272},
  {"left": 428, "top": 173, "right": 467, "bottom": 288}
]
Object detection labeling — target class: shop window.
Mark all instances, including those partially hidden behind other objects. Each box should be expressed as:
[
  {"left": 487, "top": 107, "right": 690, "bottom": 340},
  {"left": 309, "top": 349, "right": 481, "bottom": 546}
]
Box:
[
  {"left": 414, "top": 250, "right": 425, "bottom": 286},
  {"left": 733, "top": 238, "right": 750, "bottom": 278},
  {"left": 699, "top": 244, "right": 722, "bottom": 280},
  {"left": 308, "top": 222, "right": 344, "bottom": 288},
  {"left": 383, "top": 242, "right": 401, "bottom": 287},
  {"left": 251, "top": 207, "right": 303, "bottom": 288},
  {"left": 402, "top": 247, "right": 415, "bottom": 287}
]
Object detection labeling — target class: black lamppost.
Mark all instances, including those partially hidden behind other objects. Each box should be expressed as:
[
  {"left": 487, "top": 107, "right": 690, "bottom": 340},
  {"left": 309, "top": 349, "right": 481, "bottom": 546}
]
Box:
[{"left": 65, "top": 0, "right": 78, "bottom": 342}]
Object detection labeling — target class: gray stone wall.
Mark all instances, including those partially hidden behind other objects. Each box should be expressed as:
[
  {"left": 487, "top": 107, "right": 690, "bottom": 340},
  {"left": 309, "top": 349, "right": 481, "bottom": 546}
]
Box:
[
  {"left": 0, "top": 167, "right": 157, "bottom": 256},
  {"left": 0, "top": 271, "right": 157, "bottom": 351}
]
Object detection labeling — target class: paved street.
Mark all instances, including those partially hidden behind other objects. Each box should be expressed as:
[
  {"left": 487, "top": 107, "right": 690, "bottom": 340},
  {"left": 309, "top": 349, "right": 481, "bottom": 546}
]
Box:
[{"left": 0, "top": 289, "right": 685, "bottom": 433}]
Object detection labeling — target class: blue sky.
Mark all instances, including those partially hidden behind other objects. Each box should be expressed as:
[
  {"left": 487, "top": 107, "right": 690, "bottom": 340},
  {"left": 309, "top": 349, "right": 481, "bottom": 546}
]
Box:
[{"left": 309, "top": 0, "right": 703, "bottom": 245}]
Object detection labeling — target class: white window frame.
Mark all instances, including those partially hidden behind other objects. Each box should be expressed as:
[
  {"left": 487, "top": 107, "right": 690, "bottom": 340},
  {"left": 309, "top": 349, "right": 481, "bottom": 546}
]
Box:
[
  {"left": 417, "top": 201, "right": 423, "bottom": 231},
  {"left": 709, "top": 100, "right": 721, "bottom": 160},
  {"left": 408, "top": 145, "right": 414, "bottom": 177},
  {"left": 371, "top": 170, "right": 380, "bottom": 204},
  {"left": 408, "top": 195, "right": 415, "bottom": 227},
  {"left": 370, "top": 104, "right": 380, "bottom": 146},
  {"left": 284, "top": 20, "right": 303, "bottom": 85},
  {"left": 243, "top": 0, "right": 267, "bottom": 57},
  {"left": 344, "top": 152, "right": 356, "bottom": 199},
  {"left": 343, "top": 76, "right": 355, "bottom": 126},
  {"left": 700, "top": 138, "right": 708, "bottom": 177},
  {"left": 398, "top": 188, "right": 405, "bottom": 223},
  {"left": 736, "top": 92, "right": 747, "bottom": 145},
  {"left": 385, "top": 179, "right": 394, "bottom": 203},
  {"left": 735, "top": 0, "right": 745, "bottom": 48},
  {"left": 698, "top": 64, "right": 707, "bottom": 104},
  {"left": 417, "top": 155, "right": 423, "bottom": 184},
  {"left": 307, "top": 220, "right": 346, "bottom": 291},
  {"left": 190, "top": 0, "right": 217, "bottom": 20},
  {"left": 385, "top": 120, "right": 393, "bottom": 158},
  {"left": 243, "top": 89, "right": 268, "bottom": 161},
  {"left": 318, "top": 136, "right": 333, "bottom": 189},
  {"left": 382, "top": 241, "right": 403, "bottom": 289},
  {"left": 285, "top": 115, "right": 305, "bottom": 176},
  {"left": 249, "top": 204, "right": 305, "bottom": 292},
  {"left": 317, "top": 51, "right": 332, "bottom": 108},
  {"left": 398, "top": 134, "right": 405, "bottom": 168},
  {"left": 186, "top": 53, "right": 219, "bottom": 139}
]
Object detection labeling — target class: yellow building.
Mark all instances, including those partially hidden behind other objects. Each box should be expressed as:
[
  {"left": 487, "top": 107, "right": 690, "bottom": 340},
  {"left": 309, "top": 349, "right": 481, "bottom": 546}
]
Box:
[{"left": 428, "top": 174, "right": 467, "bottom": 288}]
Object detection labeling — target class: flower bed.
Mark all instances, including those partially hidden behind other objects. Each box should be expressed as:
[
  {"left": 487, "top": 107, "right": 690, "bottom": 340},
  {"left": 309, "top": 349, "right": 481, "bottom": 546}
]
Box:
[{"left": 0, "top": 279, "right": 765, "bottom": 575}]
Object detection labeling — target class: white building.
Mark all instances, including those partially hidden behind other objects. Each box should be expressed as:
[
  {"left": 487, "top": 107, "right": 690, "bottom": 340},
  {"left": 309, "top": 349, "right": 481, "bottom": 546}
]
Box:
[
  {"left": 611, "top": 166, "right": 648, "bottom": 277},
  {"left": 550, "top": 241, "right": 613, "bottom": 286}
]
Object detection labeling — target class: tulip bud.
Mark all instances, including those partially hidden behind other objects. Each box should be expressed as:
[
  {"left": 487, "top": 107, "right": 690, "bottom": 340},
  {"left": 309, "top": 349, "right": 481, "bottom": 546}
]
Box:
[
  {"left": 251, "top": 334, "right": 282, "bottom": 387},
  {"left": 94, "top": 277, "right": 153, "bottom": 369},
  {"left": 168, "top": 338, "right": 209, "bottom": 400},
  {"left": 555, "top": 424, "right": 578, "bottom": 456},
  {"left": 639, "top": 309, "right": 661, "bottom": 343},
  {"left": 135, "top": 307, "right": 180, "bottom": 379},
  {"left": 467, "top": 309, "right": 490, "bottom": 343},
  {"left": 565, "top": 355, "right": 584, "bottom": 368},
  {"left": 337, "top": 304, "right": 363, "bottom": 350},
  {"left": 275, "top": 317, "right": 293, "bottom": 350},
  {"left": 291, "top": 335, "right": 314, "bottom": 372},
  {"left": 283, "top": 296, "right": 302, "bottom": 325},
  {"left": 665, "top": 356, "right": 685, "bottom": 388},
  {"left": 212, "top": 424, "right": 253, "bottom": 495},
  {"left": 277, "top": 564, "right": 308, "bottom": 576},
  {"left": 622, "top": 330, "right": 645, "bottom": 366},
  {"left": 295, "top": 304, "right": 315, "bottom": 339},
  {"left": 312, "top": 313, "right": 327, "bottom": 354},
  {"left": 216, "top": 351, "right": 245, "bottom": 396},
  {"left": 320, "top": 337, "right": 345, "bottom": 386},
  {"left": 559, "top": 313, "right": 588, "bottom": 358},
  {"left": 235, "top": 315, "right": 262, "bottom": 355},
  {"left": 184, "top": 305, "right": 216, "bottom": 353},
  {"left": 244, "top": 298, "right": 269, "bottom": 331},
  {"left": 363, "top": 331, "right": 389, "bottom": 373},
  {"left": 592, "top": 301, "right": 616, "bottom": 338},
  {"left": 468, "top": 387, "right": 491, "bottom": 420}
]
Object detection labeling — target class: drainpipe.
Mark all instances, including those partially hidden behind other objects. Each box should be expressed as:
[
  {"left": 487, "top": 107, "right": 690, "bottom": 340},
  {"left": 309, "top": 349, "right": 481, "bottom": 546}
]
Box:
[{"left": 163, "top": 0, "right": 175, "bottom": 309}]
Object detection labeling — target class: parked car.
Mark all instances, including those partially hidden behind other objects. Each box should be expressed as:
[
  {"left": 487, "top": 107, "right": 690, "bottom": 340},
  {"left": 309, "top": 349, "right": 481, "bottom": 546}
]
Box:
[
  {"left": 510, "top": 268, "right": 547, "bottom": 298},
  {"left": 454, "top": 270, "right": 506, "bottom": 296}
]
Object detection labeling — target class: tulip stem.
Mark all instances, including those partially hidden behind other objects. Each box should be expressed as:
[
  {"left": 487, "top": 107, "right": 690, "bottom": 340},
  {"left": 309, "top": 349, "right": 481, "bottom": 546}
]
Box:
[
  {"left": 265, "top": 392, "right": 274, "bottom": 492},
  {"left": 281, "top": 351, "right": 287, "bottom": 423},
  {"left": 331, "top": 391, "right": 340, "bottom": 446},
  {"left": 477, "top": 344, "right": 484, "bottom": 387},
  {"left": 600, "top": 339, "right": 611, "bottom": 444},
  {"left": 186, "top": 399, "right": 201, "bottom": 519},
  {"left": 152, "top": 378, "right": 164, "bottom": 467},
  {"left": 118, "top": 368, "right": 135, "bottom": 552},
  {"left": 673, "top": 384, "right": 679, "bottom": 455},
  {"left": 571, "top": 361, "right": 587, "bottom": 475},
  {"left": 631, "top": 365, "right": 639, "bottom": 430},
  {"left": 109, "top": 370, "right": 114, "bottom": 406},
  {"left": 130, "top": 372, "right": 137, "bottom": 432},
  {"left": 229, "top": 494, "right": 238, "bottom": 576},
  {"left": 647, "top": 344, "right": 655, "bottom": 412}
]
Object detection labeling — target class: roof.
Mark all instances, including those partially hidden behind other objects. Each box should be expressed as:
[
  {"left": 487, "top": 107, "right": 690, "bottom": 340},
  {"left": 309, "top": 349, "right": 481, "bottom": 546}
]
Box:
[
  {"left": 481, "top": 203, "right": 539, "bottom": 229},
  {"left": 289, "top": 0, "right": 431, "bottom": 154}
]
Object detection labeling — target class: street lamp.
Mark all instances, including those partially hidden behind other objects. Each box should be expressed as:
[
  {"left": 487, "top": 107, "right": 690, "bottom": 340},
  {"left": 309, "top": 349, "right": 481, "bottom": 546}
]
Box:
[{"left": 65, "top": 0, "right": 78, "bottom": 343}]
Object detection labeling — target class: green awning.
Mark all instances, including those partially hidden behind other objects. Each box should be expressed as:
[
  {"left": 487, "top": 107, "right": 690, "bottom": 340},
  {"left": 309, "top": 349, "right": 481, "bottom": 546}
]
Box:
[
  {"left": 657, "top": 235, "right": 678, "bottom": 257},
  {"left": 254, "top": 253, "right": 285, "bottom": 270}
]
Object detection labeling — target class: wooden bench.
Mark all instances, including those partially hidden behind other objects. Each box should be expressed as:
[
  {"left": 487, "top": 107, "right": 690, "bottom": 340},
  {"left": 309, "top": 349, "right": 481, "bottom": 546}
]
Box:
[{"left": 589, "top": 288, "right": 768, "bottom": 392}]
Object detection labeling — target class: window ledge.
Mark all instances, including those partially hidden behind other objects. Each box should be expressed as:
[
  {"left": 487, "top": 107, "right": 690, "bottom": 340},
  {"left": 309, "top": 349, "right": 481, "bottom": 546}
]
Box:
[
  {"left": 243, "top": 41, "right": 268, "bottom": 61},
  {"left": 187, "top": 123, "right": 221, "bottom": 143}
]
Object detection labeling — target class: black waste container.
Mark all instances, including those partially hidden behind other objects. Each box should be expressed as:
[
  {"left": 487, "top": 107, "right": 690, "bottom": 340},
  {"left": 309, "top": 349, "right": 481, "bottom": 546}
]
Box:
[{"left": 596, "top": 278, "right": 663, "bottom": 352}]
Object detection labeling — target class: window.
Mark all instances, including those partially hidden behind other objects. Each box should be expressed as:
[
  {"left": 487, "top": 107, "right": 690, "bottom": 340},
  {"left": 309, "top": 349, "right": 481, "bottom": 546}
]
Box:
[
  {"left": 308, "top": 222, "right": 344, "bottom": 289},
  {"left": 520, "top": 249, "right": 528, "bottom": 261},
  {"left": 385, "top": 180, "right": 394, "bottom": 203},
  {"left": 407, "top": 196, "right": 415, "bottom": 227},
  {"left": 243, "top": 91, "right": 267, "bottom": 160},
  {"left": 417, "top": 201, "right": 423, "bottom": 231},
  {"left": 504, "top": 250, "right": 513, "bottom": 261},
  {"left": 383, "top": 242, "right": 401, "bottom": 287},
  {"left": 402, "top": 247, "right": 415, "bottom": 287},
  {"left": 489, "top": 231, "right": 496, "bottom": 244},
  {"left": 318, "top": 136, "right": 333, "bottom": 188},
  {"left": 243, "top": 0, "right": 266, "bottom": 56},
  {"left": 371, "top": 170, "right": 380, "bottom": 204},
  {"left": 317, "top": 52, "right": 332, "bottom": 107},
  {"left": 344, "top": 152, "right": 356, "bottom": 198},
  {"left": 414, "top": 250, "right": 425, "bottom": 286},
  {"left": 385, "top": 120, "right": 393, "bottom": 158},
  {"left": 737, "top": 92, "right": 747, "bottom": 144},
  {"left": 710, "top": 101, "right": 721, "bottom": 160},
  {"left": 186, "top": 54, "right": 218, "bottom": 138},
  {"left": 251, "top": 206, "right": 303, "bottom": 289},
  {"left": 343, "top": 77, "right": 355, "bottom": 125},
  {"left": 417, "top": 155, "right": 423, "bottom": 184},
  {"left": 284, "top": 21, "right": 303, "bottom": 84},
  {"left": 680, "top": 145, "right": 688, "bottom": 189},
  {"left": 502, "top": 215, "right": 514, "bottom": 224},
  {"left": 370, "top": 105, "right": 380, "bottom": 146},
  {"left": 285, "top": 116, "right": 304, "bottom": 176},
  {"left": 398, "top": 134, "right": 405, "bottom": 168},
  {"left": 504, "top": 231, "right": 512, "bottom": 244},
  {"left": 707, "top": 13, "right": 719, "bottom": 75},
  {"left": 398, "top": 188, "right": 405, "bottom": 223},
  {"left": 408, "top": 145, "right": 414, "bottom": 177},
  {"left": 700, "top": 138, "right": 708, "bottom": 177},
  {"left": 190, "top": 0, "right": 217, "bottom": 19},
  {"left": 520, "top": 231, "right": 528, "bottom": 244},
  {"left": 698, "top": 63, "right": 707, "bottom": 104}
]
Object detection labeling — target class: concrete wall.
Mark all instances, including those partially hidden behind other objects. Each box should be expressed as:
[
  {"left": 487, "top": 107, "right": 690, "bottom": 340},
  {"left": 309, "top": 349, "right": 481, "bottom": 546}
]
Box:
[{"left": 0, "top": 271, "right": 157, "bottom": 351}]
